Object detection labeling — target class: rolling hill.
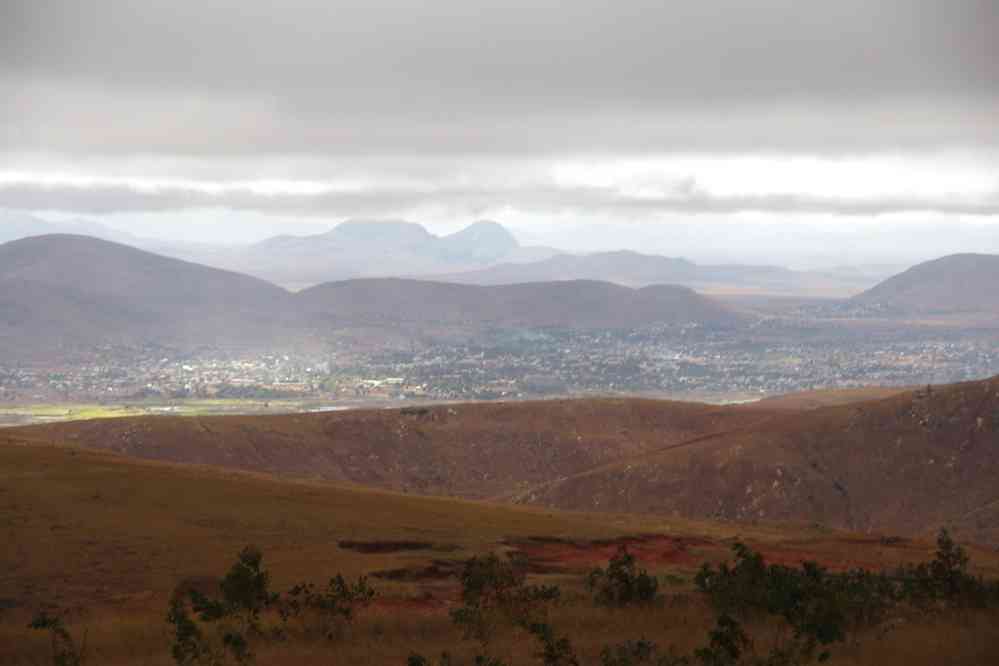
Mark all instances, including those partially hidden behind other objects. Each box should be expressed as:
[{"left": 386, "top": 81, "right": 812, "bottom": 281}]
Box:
[
  {"left": 10, "top": 375, "right": 999, "bottom": 546},
  {"left": 296, "top": 278, "right": 744, "bottom": 329},
  {"left": 853, "top": 253, "right": 999, "bottom": 314},
  {"left": 435, "top": 250, "right": 877, "bottom": 296},
  {"left": 4, "top": 398, "right": 771, "bottom": 499},
  {"left": 0, "top": 235, "right": 746, "bottom": 362},
  {"left": 513, "top": 376, "right": 999, "bottom": 545},
  {"left": 0, "top": 234, "right": 295, "bottom": 359}
]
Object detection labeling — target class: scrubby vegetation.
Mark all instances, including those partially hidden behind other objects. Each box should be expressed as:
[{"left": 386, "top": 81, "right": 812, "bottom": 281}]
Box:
[
  {"left": 13, "top": 529, "right": 999, "bottom": 666},
  {"left": 27, "top": 612, "right": 88, "bottom": 666},
  {"left": 164, "top": 546, "right": 375, "bottom": 665},
  {"left": 405, "top": 529, "right": 999, "bottom": 666},
  {"left": 449, "top": 553, "right": 560, "bottom": 644},
  {"left": 588, "top": 547, "right": 660, "bottom": 607}
]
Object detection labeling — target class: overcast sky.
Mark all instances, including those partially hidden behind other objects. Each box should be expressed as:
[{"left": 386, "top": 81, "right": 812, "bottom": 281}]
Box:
[{"left": 2, "top": 1, "right": 997, "bottom": 266}]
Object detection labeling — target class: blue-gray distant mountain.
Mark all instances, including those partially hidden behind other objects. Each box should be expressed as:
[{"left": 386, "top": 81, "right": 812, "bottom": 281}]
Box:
[
  {"left": 231, "top": 219, "right": 559, "bottom": 287},
  {"left": 0, "top": 210, "right": 137, "bottom": 245},
  {"left": 853, "top": 253, "right": 999, "bottom": 314},
  {"left": 434, "top": 250, "right": 875, "bottom": 295}
]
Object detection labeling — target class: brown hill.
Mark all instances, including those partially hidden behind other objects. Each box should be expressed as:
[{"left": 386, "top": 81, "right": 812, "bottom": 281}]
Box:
[
  {"left": 5, "top": 398, "right": 771, "bottom": 499},
  {"left": 744, "top": 386, "right": 911, "bottom": 411},
  {"left": 296, "top": 278, "right": 744, "bottom": 329},
  {"left": 10, "top": 376, "right": 999, "bottom": 545},
  {"left": 514, "top": 376, "right": 999, "bottom": 545},
  {"left": 853, "top": 253, "right": 999, "bottom": 314}
]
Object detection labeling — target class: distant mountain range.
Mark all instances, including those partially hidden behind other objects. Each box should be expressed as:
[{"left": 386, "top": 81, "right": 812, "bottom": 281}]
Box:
[
  {"left": 0, "top": 210, "right": 139, "bottom": 245},
  {"left": 2, "top": 213, "right": 886, "bottom": 295},
  {"left": 0, "top": 235, "right": 744, "bottom": 361},
  {"left": 223, "top": 219, "right": 560, "bottom": 287},
  {"left": 853, "top": 253, "right": 999, "bottom": 314},
  {"left": 432, "top": 250, "right": 880, "bottom": 295}
]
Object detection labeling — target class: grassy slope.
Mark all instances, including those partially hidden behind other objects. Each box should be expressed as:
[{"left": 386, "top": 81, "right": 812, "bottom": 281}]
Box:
[
  {"left": 4, "top": 398, "right": 776, "bottom": 498},
  {"left": 9, "top": 379, "right": 999, "bottom": 546},
  {"left": 515, "top": 377, "right": 999, "bottom": 545},
  {"left": 2, "top": 440, "right": 999, "bottom": 665}
]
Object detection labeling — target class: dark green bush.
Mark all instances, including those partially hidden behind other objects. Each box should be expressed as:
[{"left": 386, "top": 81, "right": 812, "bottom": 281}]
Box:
[
  {"left": 588, "top": 547, "right": 659, "bottom": 607},
  {"left": 692, "top": 615, "right": 750, "bottom": 666},
  {"left": 167, "top": 599, "right": 214, "bottom": 665},
  {"left": 189, "top": 545, "right": 277, "bottom": 635},
  {"left": 28, "top": 612, "right": 88, "bottom": 666},
  {"left": 280, "top": 574, "right": 376, "bottom": 639},
  {"left": 450, "top": 553, "right": 559, "bottom": 643},
  {"left": 527, "top": 622, "right": 580, "bottom": 666},
  {"left": 895, "top": 529, "right": 999, "bottom": 607},
  {"left": 694, "top": 544, "right": 858, "bottom": 664}
]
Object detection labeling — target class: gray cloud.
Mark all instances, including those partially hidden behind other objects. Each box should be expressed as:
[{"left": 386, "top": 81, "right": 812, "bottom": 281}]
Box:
[
  {"left": 2, "top": 181, "right": 995, "bottom": 218},
  {"left": 2, "top": 0, "right": 997, "bottom": 156},
  {"left": 3, "top": 0, "right": 998, "bottom": 269}
]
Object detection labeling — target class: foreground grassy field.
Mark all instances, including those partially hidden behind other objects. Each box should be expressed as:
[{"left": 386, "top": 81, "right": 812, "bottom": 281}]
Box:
[{"left": 3, "top": 439, "right": 999, "bottom": 665}]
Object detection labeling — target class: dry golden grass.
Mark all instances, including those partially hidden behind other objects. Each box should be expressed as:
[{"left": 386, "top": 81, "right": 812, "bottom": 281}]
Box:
[{"left": 3, "top": 439, "right": 998, "bottom": 665}]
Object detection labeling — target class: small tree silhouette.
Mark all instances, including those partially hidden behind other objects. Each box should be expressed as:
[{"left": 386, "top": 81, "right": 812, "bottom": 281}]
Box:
[
  {"left": 28, "top": 612, "right": 88, "bottom": 666},
  {"left": 588, "top": 546, "right": 659, "bottom": 606}
]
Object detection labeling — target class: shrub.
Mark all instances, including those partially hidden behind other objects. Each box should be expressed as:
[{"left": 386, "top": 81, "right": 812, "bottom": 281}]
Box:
[
  {"left": 189, "top": 546, "right": 277, "bottom": 633},
  {"left": 169, "top": 546, "right": 282, "bottom": 665},
  {"left": 280, "top": 574, "right": 376, "bottom": 639},
  {"left": 588, "top": 547, "right": 659, "bottom": 607},
  {"left": 694, "top": 544, "right": 855, "bottom": 664},
  {"left": 692, "top": 615, "right": 750, "bottom": 666},
  {"left": 27, "top": 612, "right": 88, "bottom": 666},
  {"left": 167, "top": 599, "right": 215, "bottom": 666},
  {"left": 450, "top": 553, "right": 559, "bottom": 643},
  {"left": 527, "top": 622, "right": 580, "bottom": 666},
  {"left": 895, "top": 528, "right": 999, "bottom": 607}
]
